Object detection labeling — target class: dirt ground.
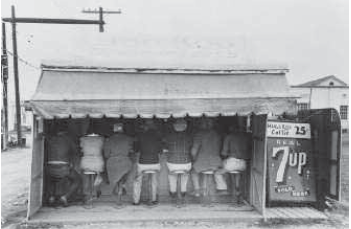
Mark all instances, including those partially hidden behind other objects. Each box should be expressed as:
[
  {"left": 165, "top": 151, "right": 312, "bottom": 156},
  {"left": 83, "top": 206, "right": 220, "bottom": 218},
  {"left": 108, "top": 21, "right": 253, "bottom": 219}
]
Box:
[{"left": 1, "top": 134, "right": 349, "bottom": 229}]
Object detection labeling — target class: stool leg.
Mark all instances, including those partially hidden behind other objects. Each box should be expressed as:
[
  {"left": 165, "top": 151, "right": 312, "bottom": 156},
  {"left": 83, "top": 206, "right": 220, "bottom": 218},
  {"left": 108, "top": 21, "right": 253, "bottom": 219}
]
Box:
[
  {"left": 149, "top": 173, "right": 152, "bottom": 205},
  {"left": 176, "top": 174, "right": 181, "bottom": 207},
  {"left": 202, "top": 174, "right": 210, "bottom": 206},
  {"left": 88, "top": 174, "right": 94, "bottom": 208}
]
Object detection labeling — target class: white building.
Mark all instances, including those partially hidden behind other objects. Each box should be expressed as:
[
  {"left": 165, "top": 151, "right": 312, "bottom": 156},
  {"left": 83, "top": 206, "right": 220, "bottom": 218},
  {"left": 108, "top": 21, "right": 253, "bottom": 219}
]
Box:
[{"left": 291, "top": 75, "right": 349, "bottom": 132}]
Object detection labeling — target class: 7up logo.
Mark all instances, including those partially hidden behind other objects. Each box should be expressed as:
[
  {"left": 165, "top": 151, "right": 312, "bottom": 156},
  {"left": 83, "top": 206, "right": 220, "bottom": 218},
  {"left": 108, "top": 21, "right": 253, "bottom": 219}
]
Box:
[{"left": 272, "top": 146, "right": 307, "bottom": 183}]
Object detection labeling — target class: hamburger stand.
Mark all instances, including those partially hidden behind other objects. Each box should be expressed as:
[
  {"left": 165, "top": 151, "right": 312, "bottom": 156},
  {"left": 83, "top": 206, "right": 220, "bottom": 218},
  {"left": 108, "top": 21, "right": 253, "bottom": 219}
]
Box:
[{"left": 26, "top": 63, "right": 341, "bottom": 222}]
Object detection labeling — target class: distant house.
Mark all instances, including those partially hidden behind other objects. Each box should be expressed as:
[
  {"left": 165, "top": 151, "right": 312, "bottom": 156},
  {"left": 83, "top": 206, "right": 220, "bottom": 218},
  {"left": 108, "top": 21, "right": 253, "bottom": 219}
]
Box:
[{"left": 291, "top": 75, "right": 349, "bottom": 133}]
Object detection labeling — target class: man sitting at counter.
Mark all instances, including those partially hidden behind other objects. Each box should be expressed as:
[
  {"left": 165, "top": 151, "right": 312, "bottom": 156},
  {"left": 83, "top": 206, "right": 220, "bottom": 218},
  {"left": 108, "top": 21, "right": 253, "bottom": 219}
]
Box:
[
  {"left": 46, "top": 127, "right": 81, "bottom": 207},
  {"left": 133, "top": 119, "right": 163, "bottom": 206},
  {"left": 220, "top": 123, "right": 251, "bottom": 204},
  {"left": 163, "top": 119, "right": 193, "bottom": 205}
]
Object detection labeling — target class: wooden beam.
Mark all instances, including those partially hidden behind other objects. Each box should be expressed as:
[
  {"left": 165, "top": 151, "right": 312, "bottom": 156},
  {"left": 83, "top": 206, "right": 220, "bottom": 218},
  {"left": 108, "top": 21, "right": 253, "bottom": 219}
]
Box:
[{"left": 2, "top": 17, "right": 104, "bottom": 25}]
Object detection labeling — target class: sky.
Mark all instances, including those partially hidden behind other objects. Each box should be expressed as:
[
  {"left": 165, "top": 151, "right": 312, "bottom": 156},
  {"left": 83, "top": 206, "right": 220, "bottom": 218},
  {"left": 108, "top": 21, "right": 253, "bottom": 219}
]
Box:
[{"left": 1, "top": 0, "right": 349, "bottom": 100}]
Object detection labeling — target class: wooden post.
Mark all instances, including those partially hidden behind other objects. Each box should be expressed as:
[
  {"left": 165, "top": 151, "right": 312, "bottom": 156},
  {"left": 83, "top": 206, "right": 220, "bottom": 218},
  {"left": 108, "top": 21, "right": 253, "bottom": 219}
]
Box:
[
  {"left": 2, "top": 22, "right": 9, "bottom": 150},
  {"left": 11, "top": 5, "right": 23, "bottom": 146},
  {"left": 99, "top": 7, "right": 104, "bottom": 32}
]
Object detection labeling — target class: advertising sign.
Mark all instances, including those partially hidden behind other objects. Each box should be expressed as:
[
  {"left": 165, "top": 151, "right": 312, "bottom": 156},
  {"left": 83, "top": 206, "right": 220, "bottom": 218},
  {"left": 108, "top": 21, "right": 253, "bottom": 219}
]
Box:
[{"left": 267, "top": 121, "right": 316, "bottom": 202}]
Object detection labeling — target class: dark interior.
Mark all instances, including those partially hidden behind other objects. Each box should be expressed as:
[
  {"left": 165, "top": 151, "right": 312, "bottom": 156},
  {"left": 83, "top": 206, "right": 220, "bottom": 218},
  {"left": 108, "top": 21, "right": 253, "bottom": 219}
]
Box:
[{"left": 42, "top": 116, "right": 253, "bottom": 206}]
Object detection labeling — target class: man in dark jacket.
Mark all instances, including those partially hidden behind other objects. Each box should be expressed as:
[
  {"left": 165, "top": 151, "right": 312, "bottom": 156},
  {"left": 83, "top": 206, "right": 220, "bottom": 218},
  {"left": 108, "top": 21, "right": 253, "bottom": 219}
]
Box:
[
  {"left": 133, "top": 119, "right": 162, "bottom": 206},
  {"left": 47, "top": 129, "right": 81, "bottom": 207},
  {"left": 163, "top": 119, "right": 192, "bottom": 203}
]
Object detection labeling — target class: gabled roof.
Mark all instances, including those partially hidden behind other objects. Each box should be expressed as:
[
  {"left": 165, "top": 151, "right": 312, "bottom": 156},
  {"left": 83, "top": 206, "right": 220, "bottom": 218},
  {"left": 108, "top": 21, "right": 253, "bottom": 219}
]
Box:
[{"left": 293, "top": 75, "right": 348, "bottom": 88}]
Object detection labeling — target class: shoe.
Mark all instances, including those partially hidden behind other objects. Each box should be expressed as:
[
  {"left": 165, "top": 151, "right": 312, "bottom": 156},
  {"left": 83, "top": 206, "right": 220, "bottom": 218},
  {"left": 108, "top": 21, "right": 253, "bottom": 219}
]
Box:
[
  {"left": 191, "top": 190, "right": 200, "bottom": 197},
  {"left": 132, "top": 202, "right": 140, "bottom": 206},
  {"left": 147, "top": 201, "right": 158, "bottom": 207},
  {"left": 236, "top": 194, "right": 244, "bottom": 205},
  {"left": 96, "top": 190, "right": 102, "bottom": 198},
  {"left": 169, "top": 192, "right": 177, "bottom": 198},
  {"left": 48, "top": 196, "right": 55, "bottom": 206},
  {"left": 60, "top": 196, "right": 68, "bottom": 207},
  {"left": 216, "top": 190, "right": 229, "bottom": 196}
]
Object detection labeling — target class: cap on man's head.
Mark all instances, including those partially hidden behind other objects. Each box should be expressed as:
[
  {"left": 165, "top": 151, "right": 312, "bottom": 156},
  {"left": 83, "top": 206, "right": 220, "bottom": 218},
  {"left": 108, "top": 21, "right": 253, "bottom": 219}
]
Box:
[
  {"left": 173, "top": 118, "right": 187, "bottom": 132},
  {"left": 113, "top": 123, "right": 123, "bottom": 132}
]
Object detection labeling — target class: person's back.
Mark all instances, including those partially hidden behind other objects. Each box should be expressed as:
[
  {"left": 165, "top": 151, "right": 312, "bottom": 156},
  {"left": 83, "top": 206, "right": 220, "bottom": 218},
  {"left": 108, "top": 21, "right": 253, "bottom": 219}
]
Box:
[
  {"left": 164, "top": 132, "right": 192, "bottom": 164},
  {"left": 47, "top": 133, "right": 75, "bottom": 163},
  {"left": 138, "top": 129, "right": 162, "bottom": 164},
  {"left": 104, "top": 133, "right": 133, "bottom": 159},
  {"left": 46, "top": 131, "right": 80, "bottom": 207},
  {"left": 133, "top": 120, "right": 162, "bottom": 205},
  {"left": 80, "top": 135, "right": 105, "bottom": 157},
  {"left": 225, "top": 132, "right": 251, "bottom": 160},
  {"left": 192, "top": 129, "right": 222, "bottom": 172}
]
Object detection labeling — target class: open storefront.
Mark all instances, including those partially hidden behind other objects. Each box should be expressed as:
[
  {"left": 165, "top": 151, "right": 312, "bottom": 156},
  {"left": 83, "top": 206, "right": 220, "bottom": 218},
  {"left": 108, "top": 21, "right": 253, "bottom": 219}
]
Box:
[{"left": 27, "top": 64, "right": 341, "bottom": 221}]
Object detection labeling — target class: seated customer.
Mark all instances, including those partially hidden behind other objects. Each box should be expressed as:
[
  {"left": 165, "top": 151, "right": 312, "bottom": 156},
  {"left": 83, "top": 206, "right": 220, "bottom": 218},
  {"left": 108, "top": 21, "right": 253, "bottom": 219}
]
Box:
[
  {"left": 163, "top": 119, "right": 192, "bottom": 204},
  {"left": 80, "top": 131, "right": 105, "bottom": 205},
  {"left": 104, "top": 122, "right": 135, "bottom": 207},
  {"left": 220, "top": 123, "right": 251, "bottom": 203},
  {"left": 133, "top": 119, "right": 162, "bottom": 206},
  {"left": 46, "top": 127, "right": 81, "bottom": 207},
  {"left": 191, "top": 118, "right": 228, "bottom": 197}
]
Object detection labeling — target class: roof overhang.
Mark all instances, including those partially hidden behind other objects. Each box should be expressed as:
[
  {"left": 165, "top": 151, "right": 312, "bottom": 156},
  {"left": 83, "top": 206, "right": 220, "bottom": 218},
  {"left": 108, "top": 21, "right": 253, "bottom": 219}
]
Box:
[{"left": 30, "top": 66, "right": 297, "bottom": 119}]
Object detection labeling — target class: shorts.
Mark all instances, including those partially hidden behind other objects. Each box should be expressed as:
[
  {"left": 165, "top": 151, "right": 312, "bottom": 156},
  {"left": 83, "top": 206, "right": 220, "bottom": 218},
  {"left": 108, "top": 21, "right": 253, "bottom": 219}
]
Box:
[
  {"left": 223, "top": 157, "right": 246, "bottom": 172},
  {"left": 80, "top": 156, "right": 105, "bottom": 173},
  {"left": 166, "top": 162, "right": 192, "bottom": 173},
  {"left": 137, "top": 163, "right": 161, "bottom": 173}
]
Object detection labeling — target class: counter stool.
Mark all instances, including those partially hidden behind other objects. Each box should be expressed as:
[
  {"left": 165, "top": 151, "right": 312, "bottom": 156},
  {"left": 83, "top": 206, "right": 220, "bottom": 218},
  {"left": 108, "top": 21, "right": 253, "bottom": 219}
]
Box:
[
  {"left": 229, "top": 170, "right": 242, "bottom": 205},
  {"left": 83, "top": 171, "right": 97, "bottom": 209},
  {"left": 170, "top": 170, "right": 188, "bottom": 207},
  {"left": 48, "top": 176, "right": 63, "bottom": 206},
  {"left": 142, "top": 170, "right": 158, "bottom": 205},
  {"left": 201, "top": 170, "right": 214, "bottom": 206}
]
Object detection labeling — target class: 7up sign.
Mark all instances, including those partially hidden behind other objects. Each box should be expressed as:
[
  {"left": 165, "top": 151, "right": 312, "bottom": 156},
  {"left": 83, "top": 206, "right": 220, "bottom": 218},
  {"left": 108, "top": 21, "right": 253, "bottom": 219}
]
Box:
[{"left": 267, "top": 121, "right": 316, "bottom": 202}]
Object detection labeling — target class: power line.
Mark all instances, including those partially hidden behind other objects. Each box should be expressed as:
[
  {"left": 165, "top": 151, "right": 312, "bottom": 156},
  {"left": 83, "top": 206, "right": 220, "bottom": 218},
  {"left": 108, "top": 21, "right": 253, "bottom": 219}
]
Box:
[{"left": 5, "top": 49, "right": 40, "bottom": 70}]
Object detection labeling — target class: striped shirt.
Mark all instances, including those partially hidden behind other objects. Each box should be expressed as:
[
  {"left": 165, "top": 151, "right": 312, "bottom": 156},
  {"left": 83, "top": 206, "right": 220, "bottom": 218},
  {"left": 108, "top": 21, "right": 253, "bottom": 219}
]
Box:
[{"left": 164, "top": 132, "right": 192, "bottom": 164}]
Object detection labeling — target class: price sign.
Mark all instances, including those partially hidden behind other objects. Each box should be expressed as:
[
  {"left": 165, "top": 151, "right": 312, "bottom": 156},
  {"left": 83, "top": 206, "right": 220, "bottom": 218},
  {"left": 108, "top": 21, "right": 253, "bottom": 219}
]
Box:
[
  {"left": 267, "top": 121, "right": 311, "bottom": 139},
  {"left": 267, "top": 122, "right": 316, "bottom": 202}
]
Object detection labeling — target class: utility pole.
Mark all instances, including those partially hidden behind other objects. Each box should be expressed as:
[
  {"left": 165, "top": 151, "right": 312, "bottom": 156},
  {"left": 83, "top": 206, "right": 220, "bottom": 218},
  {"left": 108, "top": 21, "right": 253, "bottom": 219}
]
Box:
[
  {"left": 82, "top": 7, "right": 121, "bottom": 32},
  {"left": 2, "top": 22, "right": 9, "bottom": 150},
  {"left": 2, "top": 5, "right": 111, "bottom": 146},
  {"left": 11, "top": 6, "right": 22, "bottom": 146}
]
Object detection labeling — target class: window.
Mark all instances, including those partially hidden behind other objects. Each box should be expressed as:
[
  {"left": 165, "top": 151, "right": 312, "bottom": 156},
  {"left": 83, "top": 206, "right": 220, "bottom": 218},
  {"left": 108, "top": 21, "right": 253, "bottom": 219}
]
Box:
[
  {"left": 340, "top": 105, "right": 348, "bottom": 120},
  {"left": 329, "top": 81, "right": 334, "bottom": 86},
  {"left": 297, "top": 103, "right": 308, "bottom": 111}
]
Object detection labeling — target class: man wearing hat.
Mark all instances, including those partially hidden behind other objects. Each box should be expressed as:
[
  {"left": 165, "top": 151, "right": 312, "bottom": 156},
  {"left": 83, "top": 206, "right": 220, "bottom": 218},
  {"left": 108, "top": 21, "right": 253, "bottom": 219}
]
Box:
[
  {"left": 104, "top": 122, "right": 135, "bottom": 207},
  {"left": 163, "top": 119, "right": 192, "bottom": 204}
]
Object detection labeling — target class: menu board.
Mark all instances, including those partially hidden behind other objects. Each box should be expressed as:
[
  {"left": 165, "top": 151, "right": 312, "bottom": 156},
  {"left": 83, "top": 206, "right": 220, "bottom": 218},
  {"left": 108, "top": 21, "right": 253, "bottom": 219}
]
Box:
[{"left": 267, "top": 121, "right": 316, "bottom": 202}]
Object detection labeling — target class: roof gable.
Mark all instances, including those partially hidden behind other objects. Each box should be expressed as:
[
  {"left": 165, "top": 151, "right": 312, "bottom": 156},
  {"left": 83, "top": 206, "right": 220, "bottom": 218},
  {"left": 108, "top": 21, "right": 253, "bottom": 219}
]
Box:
[{"left": 294, "top": 75, "right": 348, "bottom": 87}]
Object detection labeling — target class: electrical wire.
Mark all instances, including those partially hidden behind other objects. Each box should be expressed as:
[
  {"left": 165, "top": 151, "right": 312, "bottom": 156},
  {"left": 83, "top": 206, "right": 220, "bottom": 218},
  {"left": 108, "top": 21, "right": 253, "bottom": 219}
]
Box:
[{"left": 3, "top": 49, "right": 40, "bottom": 70}]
